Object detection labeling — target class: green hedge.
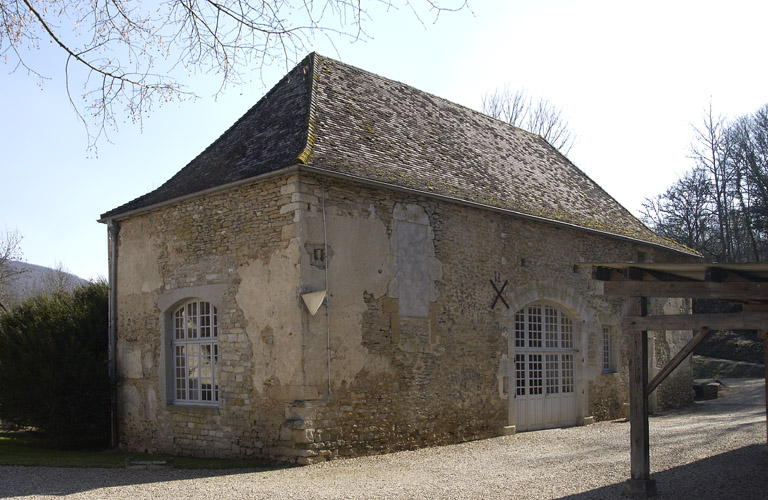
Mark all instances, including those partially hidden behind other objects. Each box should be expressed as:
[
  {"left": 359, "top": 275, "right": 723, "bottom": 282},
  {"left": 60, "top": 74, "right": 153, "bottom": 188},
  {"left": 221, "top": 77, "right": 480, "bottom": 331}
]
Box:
[{"left": 0, "top": 281, "right": 110, "bottom": 449}]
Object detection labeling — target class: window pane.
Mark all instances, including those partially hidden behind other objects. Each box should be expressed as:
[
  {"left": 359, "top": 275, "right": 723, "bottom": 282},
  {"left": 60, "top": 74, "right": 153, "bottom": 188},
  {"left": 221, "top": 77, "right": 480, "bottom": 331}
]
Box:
[
  {"left": 514, "top": 311, "right": 525, "bottom": 348},
  {"left": 200, "top": 344, "right": 213, "bottom": 401},
  {"left": 213, "top": 344, "right": 219, "bottom": 401},
  {"left": 212, "top": 308, "right": 218, "bottom": 338},
  {"left": 187, "top": 344, "right": 199, "bottom": 400},
  {"left": 602, "top": 327, "right": 612, "bottom": 371},
  {"left": 545, "top": 306, "right": 558, "bottom": 348},
  {"left": 175, "top": 345, "right": 186, "bottom": 400},
  {"left": 515, "top": 354, "right": 526, "bottom": 396},
  {"left": 528, "top": 306, "right": 542, "bottom": 348},
  {"left": 200, "top": 302, "right": 211, "bottom": 338},
  {"left": 562, "top": 353, "right": 574, "bottom": 393},
  {"left": 545, "top": 354, "right": 559, "bottom": 394},
  {"left": 186, "top": 302, "right": 198, "bottom": 339},
  {"left": 174, "top": 309, "right": 185, "bottom": 340},
  {"left": 529, "top": 354, "right": 543, "bottom": 395},
  {"left": 561, "top": 314, "right": 574, "bottom": 349}
]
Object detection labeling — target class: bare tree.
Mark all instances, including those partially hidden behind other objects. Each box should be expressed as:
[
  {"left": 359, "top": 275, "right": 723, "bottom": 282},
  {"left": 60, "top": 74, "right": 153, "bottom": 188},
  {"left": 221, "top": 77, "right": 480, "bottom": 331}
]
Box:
[
  {"left": 33, "top": 261, "right": 80, "bottom": 296},
  {"left": 481, "top": 85, "right": 576, "bottom": 155},
  {"left": 689, "top": 103, "right": 734, "bottom": 261},
  {"left": 726, "top": 104, "right": 768, "bottom": 261},
  {"left": 0, "top": 228, "right": 24, "bottom": 312},
  {"left": 1, "top": 0, "right": 468, "bottom": 148},
  {"left": 643, "top": 101, "right": 768, "bottom": 263},
  {"left": 641, "top": 167, "right": 714, "bottom": 257}
]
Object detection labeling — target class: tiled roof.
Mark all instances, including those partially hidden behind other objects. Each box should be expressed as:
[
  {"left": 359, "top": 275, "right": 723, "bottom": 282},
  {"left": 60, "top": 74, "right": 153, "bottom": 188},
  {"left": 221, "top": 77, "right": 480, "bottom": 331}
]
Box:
[{"left": 100, "top": 53, "right": 692, "bottom": 254}]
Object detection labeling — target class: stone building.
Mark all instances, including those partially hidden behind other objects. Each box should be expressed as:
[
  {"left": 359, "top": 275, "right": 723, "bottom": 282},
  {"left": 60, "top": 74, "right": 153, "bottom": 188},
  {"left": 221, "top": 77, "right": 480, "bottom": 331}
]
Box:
[{"left": 99, "top": 53, "right": 698, "bottom": 463}]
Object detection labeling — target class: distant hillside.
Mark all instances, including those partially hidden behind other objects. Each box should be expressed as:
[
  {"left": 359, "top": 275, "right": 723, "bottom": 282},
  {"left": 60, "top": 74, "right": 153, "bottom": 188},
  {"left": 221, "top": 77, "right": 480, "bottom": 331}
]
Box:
[{"left": 0, "top": 261, "right": 88, "bottom": 310}]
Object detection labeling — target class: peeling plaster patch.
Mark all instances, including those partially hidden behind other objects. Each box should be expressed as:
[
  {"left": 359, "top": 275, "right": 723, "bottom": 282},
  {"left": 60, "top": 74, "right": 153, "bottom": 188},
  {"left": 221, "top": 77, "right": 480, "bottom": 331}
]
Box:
[
  {"left": 393, "top": 202, "right": 430, "bottom": 225},
  {"left": 393, "top": 203, "right": 442, "bottom": 318},
  {"left": 118, "top": 220, "right": 162, "bottom": 300},
  {"left": 119, "top": 385, "right": 140, "bottom": 419},
  {"left": 311, "top": 209, "right": 393, "bottom": 382},
  {"left": 261, "top": 326, "right": 274, "bottom": 345},
  {"left": 236, "top": 243, "right": 303, "bottom": 392},
  {"left": 397, "top": 221, "right": 430, "bottom": 317},
  {"left": 146, "top": 387, "right": 157, "bottom": 422},
  {"left": 118, "top": 340, "right": 143, "bottom": 379}
]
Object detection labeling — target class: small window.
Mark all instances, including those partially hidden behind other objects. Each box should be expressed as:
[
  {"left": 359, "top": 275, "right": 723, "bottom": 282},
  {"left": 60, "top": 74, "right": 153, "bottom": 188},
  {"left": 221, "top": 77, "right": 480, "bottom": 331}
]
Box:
[
  {"left": 173, "top": 300, "right": 219, "bottom": 405},
  {"left": 602, "top": 326, "right": 614, "bottom": 373}
]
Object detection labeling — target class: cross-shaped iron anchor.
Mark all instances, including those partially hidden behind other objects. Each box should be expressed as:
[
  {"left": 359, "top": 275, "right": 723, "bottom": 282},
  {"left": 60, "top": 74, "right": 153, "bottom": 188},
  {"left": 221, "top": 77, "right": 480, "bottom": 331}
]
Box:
[{"left": 490, "top": 279, "right": 509, "bottom": 309}]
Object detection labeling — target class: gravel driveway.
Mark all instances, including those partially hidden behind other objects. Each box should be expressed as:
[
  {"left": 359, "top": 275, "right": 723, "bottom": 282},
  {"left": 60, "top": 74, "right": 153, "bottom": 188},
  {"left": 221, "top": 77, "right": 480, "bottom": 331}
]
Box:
[{"left": 1, "top": 378, "right": 765, "bottom": 499}]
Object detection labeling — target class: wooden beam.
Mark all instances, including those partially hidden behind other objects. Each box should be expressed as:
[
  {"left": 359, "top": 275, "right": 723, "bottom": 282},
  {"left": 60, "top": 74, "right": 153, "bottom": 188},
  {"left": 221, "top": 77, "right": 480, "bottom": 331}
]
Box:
[
  {"left": 621, "top": 312, "right": 768, "bottom": 331},
  {"left": 603, "top": 281, "right": 768, "bottom": 301},
  {"left": 705, "top": 267, "right": 731, "bottom": 282},
  {"left": 646, "top": 329, "right": 711, "bottom": 396},
  {"left": 644, "top": 268, "right": 699, "bottom": 282},
  {"left": 743, "top": 304, "right": 768, "bottom": 312},
  {"left": 707, "top": 267, "right": 768, "bottom": 282},
  {"left": 624, "top": 267, "right": 645, "bottom": 280}
]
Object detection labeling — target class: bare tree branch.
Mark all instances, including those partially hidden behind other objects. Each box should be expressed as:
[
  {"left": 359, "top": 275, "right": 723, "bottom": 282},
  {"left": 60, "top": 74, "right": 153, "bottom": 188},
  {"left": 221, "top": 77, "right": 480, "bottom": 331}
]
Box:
[
  {"left": 481, "top": 85, "right": 576, "bottom": 156},
  {"left": 644, "top": 101, "right": 768, "bottom": 262},
  {"left": 0, "top": 227, "right": 25, "bottom": 312},
  {"left": 1, "top": 0, "right": 469, "bottom": 150}
]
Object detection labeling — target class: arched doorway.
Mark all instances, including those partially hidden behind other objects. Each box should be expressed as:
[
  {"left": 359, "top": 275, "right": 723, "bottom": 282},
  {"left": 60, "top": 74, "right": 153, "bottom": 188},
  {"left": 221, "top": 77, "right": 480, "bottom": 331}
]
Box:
[{"left": 512, "top": 302, "right": 579, "bottom": 431}]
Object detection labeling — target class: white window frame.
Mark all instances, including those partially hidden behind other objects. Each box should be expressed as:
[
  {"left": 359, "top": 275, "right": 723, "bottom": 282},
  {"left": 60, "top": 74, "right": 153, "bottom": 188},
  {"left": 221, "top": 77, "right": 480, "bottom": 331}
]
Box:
[
  {"left": 602, "top": 326, "right": 615, "bottom": 374},
  {"left": 172, "top": 300, "right": 219, "bottom": 406}
]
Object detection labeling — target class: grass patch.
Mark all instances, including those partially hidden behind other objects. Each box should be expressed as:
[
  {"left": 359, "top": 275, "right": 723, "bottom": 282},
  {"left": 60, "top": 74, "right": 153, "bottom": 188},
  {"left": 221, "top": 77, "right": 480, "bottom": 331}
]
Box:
[{"left": 0, "top": 431, "right": 276, "bottom": 469}]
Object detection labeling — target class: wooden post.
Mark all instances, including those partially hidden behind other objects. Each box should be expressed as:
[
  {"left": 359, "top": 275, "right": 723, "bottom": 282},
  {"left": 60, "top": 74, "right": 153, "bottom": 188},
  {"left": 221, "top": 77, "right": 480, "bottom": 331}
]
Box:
[
  {"left": 623, "top": 297, "right": 658, "bottom": 497},
  {"left": 760, "top": 330, "right": 768, "bottom": 447}
]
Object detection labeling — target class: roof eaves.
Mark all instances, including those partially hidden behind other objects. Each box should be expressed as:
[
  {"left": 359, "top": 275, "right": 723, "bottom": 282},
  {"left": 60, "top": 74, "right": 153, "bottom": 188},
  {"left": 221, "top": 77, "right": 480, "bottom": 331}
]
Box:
[{"left": 97, "top": 165, "right": 301, "bottom": 223}]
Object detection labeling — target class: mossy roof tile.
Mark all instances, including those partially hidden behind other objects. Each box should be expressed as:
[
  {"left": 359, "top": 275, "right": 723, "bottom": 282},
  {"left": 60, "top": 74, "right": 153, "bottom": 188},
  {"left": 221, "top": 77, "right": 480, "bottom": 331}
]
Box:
[{"left": 101, "top": 53, "right": 691, "bottom": 254}]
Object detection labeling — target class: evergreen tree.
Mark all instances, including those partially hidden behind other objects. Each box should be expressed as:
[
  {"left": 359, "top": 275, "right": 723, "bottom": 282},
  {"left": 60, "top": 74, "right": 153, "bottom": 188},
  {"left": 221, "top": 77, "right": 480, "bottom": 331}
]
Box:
[{"left": 0, "top": 281, "right": 109, "bottom": 449}]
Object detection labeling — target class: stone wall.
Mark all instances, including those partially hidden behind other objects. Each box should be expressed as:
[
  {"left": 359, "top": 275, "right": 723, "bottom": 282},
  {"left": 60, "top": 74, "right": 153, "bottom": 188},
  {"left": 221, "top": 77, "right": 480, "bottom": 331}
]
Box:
[
  {"left": 115, "top": 174, "right": 301, "bottom": 458},
  {"left": 113, "top": 171, "right": 694, "bottom": 463}
]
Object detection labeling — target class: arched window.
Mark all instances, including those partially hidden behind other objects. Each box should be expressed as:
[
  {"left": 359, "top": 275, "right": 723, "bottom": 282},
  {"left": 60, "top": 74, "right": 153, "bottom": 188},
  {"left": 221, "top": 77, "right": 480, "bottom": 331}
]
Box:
[{"left": 173, "top": 300, "right": 219, "bottom": 404}]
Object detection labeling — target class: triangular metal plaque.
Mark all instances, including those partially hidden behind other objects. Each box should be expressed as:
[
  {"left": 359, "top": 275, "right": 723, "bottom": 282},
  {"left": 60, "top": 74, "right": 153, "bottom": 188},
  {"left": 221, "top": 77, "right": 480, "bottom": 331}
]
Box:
[{"left": 301, "top": 290, "right": 327, "bottom": 316}]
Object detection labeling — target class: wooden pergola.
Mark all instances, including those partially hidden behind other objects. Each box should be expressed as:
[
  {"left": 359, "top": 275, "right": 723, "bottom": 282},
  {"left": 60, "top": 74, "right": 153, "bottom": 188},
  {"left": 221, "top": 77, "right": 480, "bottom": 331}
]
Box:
[{"left": 592, "top": 263, "right": 768, "bottom": 498}]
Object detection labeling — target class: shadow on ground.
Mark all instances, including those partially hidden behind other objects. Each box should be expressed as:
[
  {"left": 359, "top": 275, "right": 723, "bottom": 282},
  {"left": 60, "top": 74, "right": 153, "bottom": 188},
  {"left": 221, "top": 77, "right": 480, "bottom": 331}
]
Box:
[
  {"left": 0, "top": 464, "right": 290, "bottom": 498},
  {"left": 556, "top": 443, "right": 768, "bottom": 500}
]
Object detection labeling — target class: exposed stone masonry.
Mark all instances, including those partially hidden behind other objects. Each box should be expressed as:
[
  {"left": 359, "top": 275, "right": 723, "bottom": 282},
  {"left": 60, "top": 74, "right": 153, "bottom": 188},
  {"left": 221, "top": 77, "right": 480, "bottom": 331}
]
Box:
[{"left": 114, "top": 171, "right": 694, "bottom": 463}]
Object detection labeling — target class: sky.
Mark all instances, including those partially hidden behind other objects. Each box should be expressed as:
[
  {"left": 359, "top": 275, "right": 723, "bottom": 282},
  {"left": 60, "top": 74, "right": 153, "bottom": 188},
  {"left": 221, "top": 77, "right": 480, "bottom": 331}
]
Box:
[{"left": 2, "top": 0, "right": 767, "bottom": 281}]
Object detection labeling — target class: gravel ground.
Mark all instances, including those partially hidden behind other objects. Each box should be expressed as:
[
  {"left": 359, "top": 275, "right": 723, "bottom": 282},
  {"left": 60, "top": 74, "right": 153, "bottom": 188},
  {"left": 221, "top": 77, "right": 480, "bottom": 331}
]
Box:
[{"left": 1, "top": 378, "right": 765, "bottom": 499}]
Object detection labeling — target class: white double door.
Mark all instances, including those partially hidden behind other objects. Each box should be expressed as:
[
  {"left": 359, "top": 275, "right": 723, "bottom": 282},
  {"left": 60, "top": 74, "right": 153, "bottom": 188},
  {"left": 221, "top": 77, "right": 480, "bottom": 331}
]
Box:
[{"left": 513, "top": 350, "right": 578, "bottom": 432}]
